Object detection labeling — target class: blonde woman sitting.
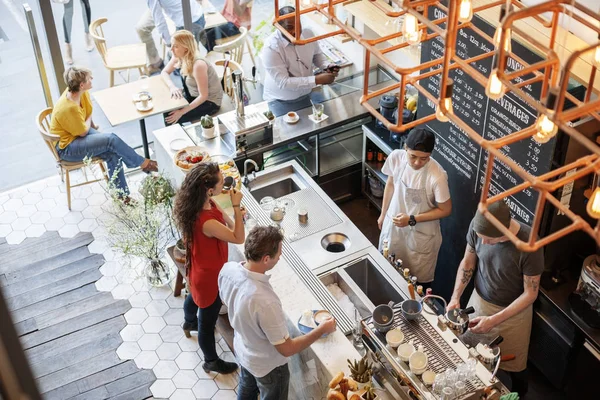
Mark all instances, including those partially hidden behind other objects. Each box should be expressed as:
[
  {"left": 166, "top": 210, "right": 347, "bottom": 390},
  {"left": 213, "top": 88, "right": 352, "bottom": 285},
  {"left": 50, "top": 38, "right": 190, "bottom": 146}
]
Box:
[
  {"left": 161, "top": 30, "right": 223, "bottom": 125},
  {"left": 50, "top": 67, "right": 158, "bottom": 197}
]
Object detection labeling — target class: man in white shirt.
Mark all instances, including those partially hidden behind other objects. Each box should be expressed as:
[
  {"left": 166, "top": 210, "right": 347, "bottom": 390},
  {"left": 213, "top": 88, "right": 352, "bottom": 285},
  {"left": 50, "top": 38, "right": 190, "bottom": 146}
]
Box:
[
  {"left": 219, "top": 226, "right": 337, "bottom": 399},
  {"left": 261, "top": 6, "right": 339, "bottom": 116},
  {"left": 136, "top": 0, "right": 206, "bottom": 73}
]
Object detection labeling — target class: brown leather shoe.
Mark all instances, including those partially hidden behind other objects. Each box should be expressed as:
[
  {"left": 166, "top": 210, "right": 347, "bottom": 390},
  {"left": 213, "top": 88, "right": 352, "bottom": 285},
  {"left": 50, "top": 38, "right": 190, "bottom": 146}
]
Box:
[{"left": 141, "top": 160, "right": 158, "bottom": 173}]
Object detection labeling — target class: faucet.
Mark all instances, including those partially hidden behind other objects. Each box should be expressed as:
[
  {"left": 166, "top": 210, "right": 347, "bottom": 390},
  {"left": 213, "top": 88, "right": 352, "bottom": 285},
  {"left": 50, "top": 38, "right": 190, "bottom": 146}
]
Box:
[{"left": 243, "top": 159, "right": 259, "bottom": 188}]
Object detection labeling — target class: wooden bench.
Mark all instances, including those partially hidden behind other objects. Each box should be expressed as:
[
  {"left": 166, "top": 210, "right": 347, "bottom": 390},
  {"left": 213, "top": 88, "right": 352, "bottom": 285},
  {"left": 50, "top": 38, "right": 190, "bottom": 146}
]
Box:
[{"left": 166, "top": 245, "right": 235, "bottom": 354}]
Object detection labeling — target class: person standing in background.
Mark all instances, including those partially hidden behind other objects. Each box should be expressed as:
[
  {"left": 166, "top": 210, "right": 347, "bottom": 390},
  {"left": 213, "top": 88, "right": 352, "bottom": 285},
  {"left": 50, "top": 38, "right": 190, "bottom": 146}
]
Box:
[
  {"left": 136, "top": 0, "right": 206, "bottom": 74},
  {"left": 205, "top": 0, "right": 253, "bottom": 52},
  {"left": 58, "top": 0, "right": 94, "bottom": 65},
  {"left": 377, "top": 128, "right": 452, "bottom": 288}
]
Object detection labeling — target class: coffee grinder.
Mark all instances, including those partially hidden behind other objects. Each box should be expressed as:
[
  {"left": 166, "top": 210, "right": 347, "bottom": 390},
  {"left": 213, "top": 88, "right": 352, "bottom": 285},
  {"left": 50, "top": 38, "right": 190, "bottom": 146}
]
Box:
[
  {"left": 569, "top": 249, "right": 600, "bottom": 328},
  {"left": 378, "top": 95, "right": 399, "bottom": 140}
]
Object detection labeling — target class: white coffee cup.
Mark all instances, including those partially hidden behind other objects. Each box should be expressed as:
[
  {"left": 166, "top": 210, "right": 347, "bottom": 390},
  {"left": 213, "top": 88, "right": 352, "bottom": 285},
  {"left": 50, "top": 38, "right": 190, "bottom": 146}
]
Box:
[
  {"left": 139, "top": 93, "right": 150, "bottom": 108},
  {"left": 397, "top": 341, "right": 415, "bottom": 362},
  {"left": 270, "top": 206, "right": 285, "bottom": 221},
  {"left": 409, "top": 345, "right": 428, "bottom": 375}
]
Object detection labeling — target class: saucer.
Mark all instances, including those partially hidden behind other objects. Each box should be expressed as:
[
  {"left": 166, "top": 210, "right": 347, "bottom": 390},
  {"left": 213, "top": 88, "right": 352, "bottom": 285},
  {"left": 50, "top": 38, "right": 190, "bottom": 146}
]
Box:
[
  {"left": 283, "top": 114, "right": 300, "bottom": 124},
  {"left": 170, "top": 138, "right": 188, "bottom": 151},
  {"left": 135, "top": 101, "right": 153, "bottom": 112}
]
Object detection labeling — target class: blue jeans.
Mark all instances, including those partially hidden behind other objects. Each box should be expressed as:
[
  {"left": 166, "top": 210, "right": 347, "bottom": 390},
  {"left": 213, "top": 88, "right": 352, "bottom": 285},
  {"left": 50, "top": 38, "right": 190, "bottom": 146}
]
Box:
[
  {"left": 183, "top": 294, "right": 221, "bottom": 362},
  {"left": 177, "top": 14, "right": 207, "bottom": 48},
  {"left": 237, "top": 364, "right": 290, "bottom": 400},
  {"left": 57, "top": 128, "right": 145, "bottom": 194}
]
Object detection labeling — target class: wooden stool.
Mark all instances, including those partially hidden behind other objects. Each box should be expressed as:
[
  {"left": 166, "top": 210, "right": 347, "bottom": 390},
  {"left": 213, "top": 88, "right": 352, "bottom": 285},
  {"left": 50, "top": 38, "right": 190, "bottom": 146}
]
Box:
[{"left": 167, "top": 246, "right": 187, "bottom": 297}]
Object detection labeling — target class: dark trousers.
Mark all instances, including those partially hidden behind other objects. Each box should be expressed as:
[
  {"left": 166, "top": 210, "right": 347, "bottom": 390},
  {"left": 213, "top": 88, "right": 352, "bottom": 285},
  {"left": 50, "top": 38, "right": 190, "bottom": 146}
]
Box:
[
  {"left": 205, "top": 22, "right": 241, "bottom": 52},
  {"left": 237, "top": 364, "right": 290, "bottom": 400},
  {"left": 183, "top": 294, "right": 221, "bottom": 362}
]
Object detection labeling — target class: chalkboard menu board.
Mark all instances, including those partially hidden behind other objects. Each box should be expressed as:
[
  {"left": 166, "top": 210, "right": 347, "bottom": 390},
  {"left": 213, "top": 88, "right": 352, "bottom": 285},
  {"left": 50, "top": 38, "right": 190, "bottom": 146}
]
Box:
[{"left": 416, "top": 4, "right": 557, "bottom": 298}]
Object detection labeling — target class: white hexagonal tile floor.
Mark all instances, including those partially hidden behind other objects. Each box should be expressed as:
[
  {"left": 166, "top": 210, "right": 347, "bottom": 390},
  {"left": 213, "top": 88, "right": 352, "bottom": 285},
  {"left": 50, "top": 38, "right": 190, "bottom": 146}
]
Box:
[{"left": 0, "top": 174, "right": 248, "bottom": 400}]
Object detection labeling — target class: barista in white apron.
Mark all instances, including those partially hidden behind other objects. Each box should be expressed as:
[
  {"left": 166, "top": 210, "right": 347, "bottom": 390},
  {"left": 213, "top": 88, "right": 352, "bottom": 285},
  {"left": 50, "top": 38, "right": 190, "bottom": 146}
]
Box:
[
  {"left": 448, "top": 201, "right": 544, "bottom": 396},
  {"left": 378, "top": 128, "right": 452, "bottom": 284}
]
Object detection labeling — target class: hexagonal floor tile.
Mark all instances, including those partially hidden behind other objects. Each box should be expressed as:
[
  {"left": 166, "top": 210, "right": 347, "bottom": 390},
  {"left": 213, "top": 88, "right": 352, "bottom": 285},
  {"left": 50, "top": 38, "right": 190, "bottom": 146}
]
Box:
[
  {"left": 111, "top": 283, "right": 135, "bottom": 299},
  {"left": 88, "top": 239, "right": 110, "bottom": 254},
  {"left": 134, "top": 350, "right": 159, "bottom": 369},
  {"left": 44, "top": 217, "right": 65, "bottom": 231},
  {"left": 153, "top": 359, "right": 179, "bottom": 379},
  {"left": 6, "top": 231, "right": 26, "bottom": 245},
  {"left": 194, "top": 364, "right": 218, "bottom": 380},
  {"left": 25, "top": 224, "right": 46, "bottom": 238},
  {"left": 8, "top": 188, "right": 27, "bottom": 199},
  {"left": 99, "top": 261, "right": 122, "bottom": 277},
  {"left": 58, "top": 224, "right": 80, "bottom": 238},
  {"left": 142, "top": 316, "right": 166, "bottom": 334},
  {"left": 87, "top": 193, "right": 108, "bottom": 206},
  {"left": 70, "top": 199, "right": 88, "bottom": 212},
  {"left": 178, "top": 336, "right": 199, "bottom": 352},
  {"left": 171, "top": 388, "right": 196, "bottom": 400},
  {"left": 175, "top": 351, "right": 201, "bottom": 370},
  {"left": 16, "top": 205, "right": 37, "bottom": 218},
  {"left": 150, "top": 379, "right": 176, "bottom": 398},
  {"left": 0, "top": 211, "right": 18, "bottom": 224},
  {"left": 173, "top": 369, "right": 198, "bottom": 389},
  {"left": 95, "top": 276, "right": 118, "bottom": 292},
  {"left": 192, "top": 379, "right": 218, "bottom": 398},
  {"left": 63, "top": 211, "right": 83, "bottom": 225},
  {"left": 71, "top": 186, "right": 93, "bottom": 199},
  {"left": 162, "top": 308, "right": 183, "bottom": 326},
  {"left": 124, "top": 308, "right": 149, "bottom": 325},
  {"left": 41, "top": 186, "right": 61, "bottom": 199},
  {"left": 156, "top": 342, "right": 182, "bottom": 361},
  {"left": 82, "top": 205, "right": 105, "bottom": 219},
  {"left": 212, "top": 389, "right": 238, "bottom": 400},
  {"left": 50, "top": 204, "right": 71, "bottom": 219},
  {"left": 116, "top": 342, "right": 141, "bottom": 360},
  {"left": 30, "top": 211, "right": 51, "bottom": 225},
  {"left": 119, "top": 325, "right": 145, "bottom": 342},
  {"left": 149, "top": 286, "right": 172, "bottom": 300},
  {"left": 129, "top": 291, "right": 152, "bottom": 308},
  {"left": 78, "top": 218, "right": 98, "bottom": 232},
  {"left": 138, "top": 333, "right": 163, "bottom": 351},
  {"left": 159, "top": 325, "right": 184, "bottom": 343},
  {"left": 221, "top": 352, "right": 237, "bottom": 364},
  {"left": 22, "top": 192, "right": 42, "bottom": 205},
  {"left": 166, "top": 294, "right": 185, "bottom": 309},
  {"left": 11, "top": 217, "right": 31, "bottom": 231},
  {"left": 3, "top": 198, "right": 23, "bottom": 211},
  {"left": 0, "top": 224, "right": 11, "bottom": 237},
  {"left": 145, "top": 299, "right": 169, "bottom": 317},
  {"left": 215, "top": 372, "right": 238, "bottom": 390},
  {"left": 36, "top": 198, "right": 56, "bottom": 211}
]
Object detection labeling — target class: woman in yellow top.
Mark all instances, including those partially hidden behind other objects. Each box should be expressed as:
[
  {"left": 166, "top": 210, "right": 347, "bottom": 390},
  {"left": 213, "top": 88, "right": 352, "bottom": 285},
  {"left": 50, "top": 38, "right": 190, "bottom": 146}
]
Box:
[
  {"left": 161, "top": 30, "right": 223, "bottom": 125},
  {"left": 50, "top": 67, "right": 158, "bottom": 196}
]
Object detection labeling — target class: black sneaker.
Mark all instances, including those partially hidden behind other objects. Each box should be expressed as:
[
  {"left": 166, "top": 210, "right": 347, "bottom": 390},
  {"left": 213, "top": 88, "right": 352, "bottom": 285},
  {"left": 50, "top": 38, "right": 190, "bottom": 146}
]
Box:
[
  {"left": 202, "top": 358, "right": 238, "bottom": 374},
  {"left": 182, "top": 319, "right": 198, "bottom": 338}
]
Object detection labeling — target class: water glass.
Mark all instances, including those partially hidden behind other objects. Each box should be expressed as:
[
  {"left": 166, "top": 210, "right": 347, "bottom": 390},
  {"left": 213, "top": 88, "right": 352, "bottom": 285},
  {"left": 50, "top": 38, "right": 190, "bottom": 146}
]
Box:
[
  {"left": 433, "top": 374, "right": 446, "bottom": 395},
  {"left": 312, "top": 103, "right": 324, "bottom": 120},
  {"left": 445, "top": 369, "right": 457, "bottom": 387},
  {"left": 139, "top": 75, "right": 149, "bottom": 91},
  {"left": 440, "top": 386, "right": 454, "bottom": 400},
  {"left": 456, "top": 363, "right": 469, "bottom": 382},
  {"left": 245, "top": 217, "right": 257, "bottom": 231},
  {"left": 466, "top": 358, "right": 477, "bottom": 379},
  {"left": 454, "top": 380, "right": 466, "bottom": 397},
  {"left": 353, "top": 308, "right": 364, "bottom": 349}
]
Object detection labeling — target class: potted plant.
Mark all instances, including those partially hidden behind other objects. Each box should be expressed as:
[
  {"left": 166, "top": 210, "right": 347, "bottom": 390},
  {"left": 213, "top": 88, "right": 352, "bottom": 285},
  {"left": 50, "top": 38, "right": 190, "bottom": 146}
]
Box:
[
  {"left": 263, "top": 110, "right": 275, "bottom": 121},
  {"left": 348, "top": 356, "right": 374, "bottom": 390},
  {"left": 200, "top": 115, "right": 216, "bottom": 139},
  {"left": 361, "top": 384, "right": 379, "bottom": 400},
  {"left": 103, "top": 172, "right": 178, "bottom": 286}
]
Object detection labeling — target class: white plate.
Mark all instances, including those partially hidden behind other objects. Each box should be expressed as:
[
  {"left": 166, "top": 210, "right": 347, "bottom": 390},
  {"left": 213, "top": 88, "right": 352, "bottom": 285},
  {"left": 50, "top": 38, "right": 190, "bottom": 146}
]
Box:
[{"left": 170, "top": 138, "right": 188, "bottom": 152}]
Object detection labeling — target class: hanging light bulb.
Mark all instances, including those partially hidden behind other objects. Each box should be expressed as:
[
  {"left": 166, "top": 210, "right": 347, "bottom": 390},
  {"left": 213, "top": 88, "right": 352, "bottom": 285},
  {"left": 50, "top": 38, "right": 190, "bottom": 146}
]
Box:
[
  {"left": 436, "top": 79, "right": 454, "bottom": 122},
  {"left": 493, "top": 4, "right": 512, "bottom": 53},
  {"left": 533, "top": 89, "right": 559, "bottom": 143},
  {"left": 403, "top": 13, "right": 421, "bottom": 45},
  {"left": 486, "top": 56, "right": 505, "bottom": 100},
  {"left": 587, "top": 187, "right": 600, "bottom": 219},
  {"left": 458, "top": 0, "right": 473, "bottom": 23}
]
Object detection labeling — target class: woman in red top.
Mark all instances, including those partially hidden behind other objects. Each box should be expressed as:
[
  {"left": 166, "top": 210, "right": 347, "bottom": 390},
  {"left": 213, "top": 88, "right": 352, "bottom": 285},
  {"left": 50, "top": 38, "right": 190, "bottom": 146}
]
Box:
[{"left": 173, "top": 162, "right": 245, "bottom": 374}]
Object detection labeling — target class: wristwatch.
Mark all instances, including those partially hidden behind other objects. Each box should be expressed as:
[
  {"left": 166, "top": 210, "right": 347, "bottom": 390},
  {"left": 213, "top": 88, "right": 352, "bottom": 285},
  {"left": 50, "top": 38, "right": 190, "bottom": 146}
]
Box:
[{"left": 409, "top": 215, "right": 417, "bottom": 226}]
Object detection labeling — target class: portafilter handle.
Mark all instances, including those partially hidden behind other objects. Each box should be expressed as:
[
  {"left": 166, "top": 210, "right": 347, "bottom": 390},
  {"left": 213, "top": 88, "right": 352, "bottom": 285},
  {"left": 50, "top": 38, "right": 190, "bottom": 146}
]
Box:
[
  {"left": 463, "top": 306, "right": 475, "bottom": 315},
  {"left": 488, "top": 335, "right": 504, "bottom": 347}
]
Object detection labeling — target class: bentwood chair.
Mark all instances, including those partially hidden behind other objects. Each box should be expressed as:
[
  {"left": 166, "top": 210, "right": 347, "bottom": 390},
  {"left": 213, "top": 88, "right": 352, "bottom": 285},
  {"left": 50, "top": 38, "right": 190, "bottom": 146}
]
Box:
[
  {"left": 37, "top": 108, "right": 108, "bottom": 210},
  {"left": 206, "top": 27, "right": 254, "bottom": 67},
  {"left": 89, "top": 18, "right": 147, "bottom": 87},
  {"left": 214, "top": 59, "right": 246, "bottom": 100}
]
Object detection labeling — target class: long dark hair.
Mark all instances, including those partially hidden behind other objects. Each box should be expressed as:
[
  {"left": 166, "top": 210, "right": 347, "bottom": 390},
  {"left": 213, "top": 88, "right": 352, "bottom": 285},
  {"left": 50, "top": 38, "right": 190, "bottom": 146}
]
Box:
[{"left": 173, "top": 162, "right": 220, "bottom": 244}]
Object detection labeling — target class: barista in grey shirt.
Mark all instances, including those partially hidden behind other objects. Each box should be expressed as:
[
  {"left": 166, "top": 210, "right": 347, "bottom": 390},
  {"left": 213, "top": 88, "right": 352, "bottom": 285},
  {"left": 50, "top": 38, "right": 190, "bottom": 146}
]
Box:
[{"left": 448, "top": 201, "right": 543, "bottom": 396}]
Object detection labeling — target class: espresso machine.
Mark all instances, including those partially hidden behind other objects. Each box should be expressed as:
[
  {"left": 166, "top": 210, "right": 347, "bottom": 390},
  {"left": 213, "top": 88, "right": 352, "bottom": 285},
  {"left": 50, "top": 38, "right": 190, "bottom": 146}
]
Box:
[{"left": 570, "top": 252, "right": 600, "bottom": 328}]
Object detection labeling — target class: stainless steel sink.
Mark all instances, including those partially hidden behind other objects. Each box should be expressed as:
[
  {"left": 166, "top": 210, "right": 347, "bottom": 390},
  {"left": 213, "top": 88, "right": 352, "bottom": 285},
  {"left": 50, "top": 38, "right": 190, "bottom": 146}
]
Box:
[
  {"left": 318, "top": 255, "right": 405, "bottom": 320},
  {"left": 344, "top": 258, "right": 404, "bottom": 307},
  {"left": 246, "top": 165, "right": 308, "bottom": 202},
  {"left": 250, "top": 178, "right": 301, "bottom": 201}
]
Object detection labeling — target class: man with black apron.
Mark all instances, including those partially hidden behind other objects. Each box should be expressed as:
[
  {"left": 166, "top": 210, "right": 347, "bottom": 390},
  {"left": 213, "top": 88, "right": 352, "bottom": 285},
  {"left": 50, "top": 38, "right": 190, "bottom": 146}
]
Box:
[
  {"left": 448, "top": 201, "right": 544, "bottom": 396},
  {"left": 378, "top": 128, "right": 452, "bottom": 287}
]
